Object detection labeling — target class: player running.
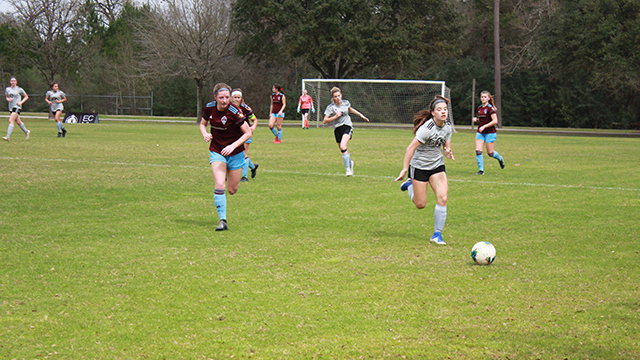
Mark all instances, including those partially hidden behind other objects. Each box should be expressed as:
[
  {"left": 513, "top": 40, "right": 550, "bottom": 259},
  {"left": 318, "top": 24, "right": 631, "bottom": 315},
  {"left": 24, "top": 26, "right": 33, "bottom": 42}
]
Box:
[
  {"left": 3, "top": 77, "right": 30, "bottom": 142},
  {"left": 472, "top": 90, "right": 505, "bottom": 175},
  {"left": 230, "top": 88, "right": 259, "bottom": 182},
  {"left": 45, "top": 83, "right": 68, "bottom": 138},
  {"left": 395, "top": 95, "right": 455, "bottom": 245},
  {"left": 199, "top": 83, "right": 253, "bottom": 231},
  {"left": 323, "top": 87, "right": 369, "bottom": 176},
  {"left": 268, "top": 84, "right": 286, "bottom": 143}
]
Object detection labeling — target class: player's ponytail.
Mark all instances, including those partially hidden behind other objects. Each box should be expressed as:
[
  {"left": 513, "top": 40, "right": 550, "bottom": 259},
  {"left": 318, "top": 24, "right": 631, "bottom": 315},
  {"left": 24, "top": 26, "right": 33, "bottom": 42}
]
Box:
[{"left": 273, "top": 84, "right": 284, "bottom": 94}]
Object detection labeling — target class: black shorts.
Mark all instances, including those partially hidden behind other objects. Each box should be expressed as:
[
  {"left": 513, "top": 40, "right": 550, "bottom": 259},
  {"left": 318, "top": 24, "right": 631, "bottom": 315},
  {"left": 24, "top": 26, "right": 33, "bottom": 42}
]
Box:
[
  {"left": 301, "top": 109, "right": 310, "bottom": 114},
  {"left": 410, "top": 164, "right": 446, "bottom": 182},
  {"left": 334, "top": 125, "right": 353, "bottom": 143},
  {"left": 10, "top": 108, "right": 20, "bottom": 114}
]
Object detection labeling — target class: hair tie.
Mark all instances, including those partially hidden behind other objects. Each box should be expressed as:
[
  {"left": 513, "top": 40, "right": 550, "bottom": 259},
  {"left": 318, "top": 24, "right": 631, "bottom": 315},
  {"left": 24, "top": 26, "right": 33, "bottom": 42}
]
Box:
[
  {"left": 431, "top": 98, "right": 447, "bottom": 110},
  {"left": 215, "top": 87, "right": 230, "bottom": 94},
  {"left": 231, "top": 90, "right": 242, "bottom": 97}
]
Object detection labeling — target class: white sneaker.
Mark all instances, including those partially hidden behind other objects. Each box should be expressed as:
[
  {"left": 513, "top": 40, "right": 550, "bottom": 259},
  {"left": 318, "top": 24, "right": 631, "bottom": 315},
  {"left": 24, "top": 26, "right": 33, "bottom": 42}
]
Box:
[
  {"left": 2, "top": 136, "right": 8, "bottom": 141},
  {"left": 25, "top": 130, "right": 30, "bottom": 140},
  {"left": 346, "top": 160, "right": 354, "bottom": 176}
]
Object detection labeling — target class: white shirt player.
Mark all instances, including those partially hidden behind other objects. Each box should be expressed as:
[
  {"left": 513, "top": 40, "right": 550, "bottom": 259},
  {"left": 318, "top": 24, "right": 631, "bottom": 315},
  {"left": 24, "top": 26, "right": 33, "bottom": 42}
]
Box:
[
  {"left": 5, "top": 86, "right": 26, "bottom": 111},
  {"left": 324, "top": 99, "right": 352, "bottom": 128},
  {"left": 410, "top": 118, "right": 453, "bottom": 171},
  {"left": 46, "top": 90, "right": 66, "bottom": 112}
]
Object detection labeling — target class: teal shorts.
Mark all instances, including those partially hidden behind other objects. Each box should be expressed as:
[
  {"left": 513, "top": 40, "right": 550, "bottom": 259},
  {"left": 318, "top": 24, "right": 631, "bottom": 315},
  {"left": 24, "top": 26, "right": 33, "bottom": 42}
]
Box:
[
  {"left": 246, "top": 136, "right": 252, "bottom": 144},
  {"left": 271, "top": 113, "right": 285, "bottom": 118},
  {"left": 476, "top": 132, "right": 497, "bottom": 143},
  {"left": 209, "top": 151, "right": 245, "bottom": 171}
]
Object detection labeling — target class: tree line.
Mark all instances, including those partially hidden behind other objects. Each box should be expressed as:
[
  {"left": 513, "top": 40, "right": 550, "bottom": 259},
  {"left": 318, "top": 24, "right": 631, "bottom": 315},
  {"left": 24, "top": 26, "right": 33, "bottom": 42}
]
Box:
[{"left": 1, "top": 0, "right": 638, "bottom": 129}]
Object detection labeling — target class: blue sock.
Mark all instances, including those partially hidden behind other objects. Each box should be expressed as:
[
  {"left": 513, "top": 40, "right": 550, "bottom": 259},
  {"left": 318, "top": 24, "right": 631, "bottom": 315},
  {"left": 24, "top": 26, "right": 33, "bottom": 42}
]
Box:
[
  {"left": 56, "top": 122, "right": 62, "bottom": 132},
  {"left": 277, "top": 128, "right": 282, "bottom": 141},
  {"left": 248, "top": 158, "right": 255, "bottom": 170},
  {"left": 434, "top": 204, "right": 447, "bottom": 233},
  {"left": 6, "top": 124, "right": 14, "bottom": 137},
  {"left": 342, "top": 152, "right": 351, "bottom": 170},
  {"left": 270, "top": 127, "right": 278, "bottom": 137},
  {"left": 214, "top": 189, "right": 226, "bottom": 221},
  {"left": 490, "top": 151, "right": 503, "bottom": 162},
  {"left": 242, "top": 157, "right": 249, "bottom": 178},
  {"left": 476, "top": 153, "right": 484, "bottom": 172}
]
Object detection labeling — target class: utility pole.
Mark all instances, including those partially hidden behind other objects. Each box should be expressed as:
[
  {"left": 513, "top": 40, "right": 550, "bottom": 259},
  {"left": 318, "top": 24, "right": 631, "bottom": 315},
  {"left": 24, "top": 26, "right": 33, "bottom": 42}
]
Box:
[{"left": 494, "top": 0, "right": 502, "bottom": 127}]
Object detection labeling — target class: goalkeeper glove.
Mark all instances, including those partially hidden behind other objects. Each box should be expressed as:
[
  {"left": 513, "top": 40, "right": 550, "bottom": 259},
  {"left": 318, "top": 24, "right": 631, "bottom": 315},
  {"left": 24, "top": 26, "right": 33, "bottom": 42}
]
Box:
[
  {"left": 297, "top": 106, "right": 300, "bottom": 113},
  {"left": 311, "top": 107, "right": 315, "bottom": 113}
]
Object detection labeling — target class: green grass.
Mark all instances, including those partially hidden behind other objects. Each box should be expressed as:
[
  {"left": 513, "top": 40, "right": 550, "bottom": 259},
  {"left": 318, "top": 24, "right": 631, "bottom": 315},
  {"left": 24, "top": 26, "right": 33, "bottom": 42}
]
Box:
[{"left": 1, "top": 118, "right": 639, "bottom": 359}]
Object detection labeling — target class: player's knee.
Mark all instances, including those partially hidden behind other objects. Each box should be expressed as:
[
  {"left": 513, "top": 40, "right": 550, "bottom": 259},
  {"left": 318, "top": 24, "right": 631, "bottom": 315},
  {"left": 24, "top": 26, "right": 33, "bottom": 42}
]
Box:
[
  {"left": 340, "top": 148, "right": 348, "bottom": 153},
  {"left": 415, "top": 202, "right": 426, "bottom": 210},
  {"left": 476, "top": 151, "right": 483, "bottom": 156},
  {"left": 488, "top": 152, "right": 494, "bottom": 157}
]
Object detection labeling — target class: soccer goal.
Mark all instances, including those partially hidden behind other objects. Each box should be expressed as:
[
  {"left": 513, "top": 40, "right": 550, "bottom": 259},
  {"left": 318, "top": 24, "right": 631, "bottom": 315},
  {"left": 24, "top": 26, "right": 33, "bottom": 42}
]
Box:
[{"left": 301, "top": 79, "right": 453, "bottom": 128}]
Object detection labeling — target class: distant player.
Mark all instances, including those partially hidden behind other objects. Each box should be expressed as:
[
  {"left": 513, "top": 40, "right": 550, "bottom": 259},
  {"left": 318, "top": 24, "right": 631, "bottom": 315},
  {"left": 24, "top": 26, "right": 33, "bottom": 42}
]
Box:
[
  {"left": 231, "top": 88, "right": 259, "bottom": 182},
  {"left": 268, "top": 84, "right": 286, "bottom": 143},
  {"left": 199, "top": 83, "right": 253, "bottom": 231},
  {"left": 472, "top": 90, "right": 505, "bottom": 175},
  {"left": 323, "top": 87, "right": 369, "bottom": 176},
  {"left": 395, "top": 95, "right": 455, "bottom": 245},
  {"left": 45, "top": 83, "right": 68, "bottom": 138},
  {"left": 297, "top": 89, "right": 314, "bottom": 129},
  {"left": 3, "top": 77, "right": 30, "bottom": 142}
]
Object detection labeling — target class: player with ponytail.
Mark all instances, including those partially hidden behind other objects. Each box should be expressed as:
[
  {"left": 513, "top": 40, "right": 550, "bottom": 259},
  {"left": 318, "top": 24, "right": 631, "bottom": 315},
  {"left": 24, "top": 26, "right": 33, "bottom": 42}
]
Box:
[{"left": 472, "top": 91, "right": 505, "bottom": 175}]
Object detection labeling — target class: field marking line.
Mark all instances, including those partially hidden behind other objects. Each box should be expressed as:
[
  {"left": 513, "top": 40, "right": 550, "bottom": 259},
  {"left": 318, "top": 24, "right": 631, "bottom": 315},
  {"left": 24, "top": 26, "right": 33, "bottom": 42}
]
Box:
[{"left": 3, "top": 156, "right": 639, "bottom": 192}]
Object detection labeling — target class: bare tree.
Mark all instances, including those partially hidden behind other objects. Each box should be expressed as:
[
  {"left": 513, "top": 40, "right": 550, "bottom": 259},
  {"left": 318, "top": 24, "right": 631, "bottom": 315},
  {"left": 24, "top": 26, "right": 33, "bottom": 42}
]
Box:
[
  {"left": 94, "top": 0, "right": 124, "bottom": 24},
  {"left": 138, "top": 0, "right": 237, "bottom": 121},
  {"left": 9, "top": 0, "right": 84, "bottom": 83}
]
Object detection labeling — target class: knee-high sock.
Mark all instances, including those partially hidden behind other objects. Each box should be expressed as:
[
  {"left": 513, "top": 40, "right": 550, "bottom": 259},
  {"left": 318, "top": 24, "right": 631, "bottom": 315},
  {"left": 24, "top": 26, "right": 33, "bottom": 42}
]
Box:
[
  {"left": 6, "top": 124, "right": 14, "bottom": 137},
  {"left": 407, "top": 183, "right": 414, "bottom": 200},
  {"left": 490, "top": 151, "right": 503, "bottom": 162},
  {"left": 476, "top": 153, "right": 484, "bottom": 172},
  {"left": 242, "top": 157, "right": 249, "bottom": 178},
  {"left": 19, "top": 124, "right": 27, "bottom": 133},
  {"left": 214, "top": 188, "right": 226, "bottom": 221},
  {"left": 434, "top": 204, "right": 447, "bottom": 233},
  {"left": 277, "top": 128, "right": 282, "bottom": 141},
  {"left": 247, "top": 157, "right": 255, "bottom": 170},
  {"left": 56, "top": 122, "right": 63, "bottom": 132},
  {"left": 270, "top": 127, "right": 278, "bottom": 137},
  {"left": 342, "top": 152, "right": 351, "bottom": 170}
]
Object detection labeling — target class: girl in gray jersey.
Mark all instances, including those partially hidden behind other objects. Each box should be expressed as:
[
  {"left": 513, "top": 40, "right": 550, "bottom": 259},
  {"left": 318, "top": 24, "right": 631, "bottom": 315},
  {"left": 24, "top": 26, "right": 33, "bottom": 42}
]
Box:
[
  {"left": 3, "top": 77, "right": 30, "bottom": 142},
  {"left": 323, "top": 87, "right": 369, "bottom": 176},
  {"left": 45, "top": 83, "right": 68, "bottom": 137},
  {"left": 395, "top": 95, "right": 455, "bottom": 245}
]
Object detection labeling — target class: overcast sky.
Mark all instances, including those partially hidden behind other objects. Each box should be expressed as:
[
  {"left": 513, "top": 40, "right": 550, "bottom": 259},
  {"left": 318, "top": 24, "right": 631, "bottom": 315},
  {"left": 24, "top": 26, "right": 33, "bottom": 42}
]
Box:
[{"left": 0, "top": 1, "right": 12, "bottom": 14}]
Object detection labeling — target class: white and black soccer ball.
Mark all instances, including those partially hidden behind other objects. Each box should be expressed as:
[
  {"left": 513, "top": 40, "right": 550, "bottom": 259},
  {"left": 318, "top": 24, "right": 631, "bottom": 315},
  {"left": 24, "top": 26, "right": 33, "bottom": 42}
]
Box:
[{"left": 471, "top": 241, "right": 496, "bottom": 265}]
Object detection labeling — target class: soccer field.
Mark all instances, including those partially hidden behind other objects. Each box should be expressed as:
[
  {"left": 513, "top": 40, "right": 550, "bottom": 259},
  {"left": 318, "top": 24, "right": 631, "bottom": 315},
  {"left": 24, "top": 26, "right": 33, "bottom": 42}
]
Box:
[{"left": 1, "top": 119, "right": 639, "bottom": 359}]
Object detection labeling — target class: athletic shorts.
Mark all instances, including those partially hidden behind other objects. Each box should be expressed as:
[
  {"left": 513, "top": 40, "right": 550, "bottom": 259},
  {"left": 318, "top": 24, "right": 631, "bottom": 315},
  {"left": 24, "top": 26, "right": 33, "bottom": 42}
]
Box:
[
  {"left": 245, "top": 136, "right": 252, "bottom": 144},
  {"left": 409, "top": 164, "right": 446, "bottom": 182},
  {"left": 301, "top": 109, "right": 310, "bottom": 114},
  {"left": 334, "top": 125, "right": 353, "bottom": 143},
  {"left": 476, "top": 132, "right": 497, "bottom": 143},
  {"left": 209, "top": 151, "right": 245, "bottom": 171},
  {"left": 10, "top": 108, "right": 21, "bottom": 114},
  {"left": 271, "top": 112, "right": 285, "bottom": 118}
]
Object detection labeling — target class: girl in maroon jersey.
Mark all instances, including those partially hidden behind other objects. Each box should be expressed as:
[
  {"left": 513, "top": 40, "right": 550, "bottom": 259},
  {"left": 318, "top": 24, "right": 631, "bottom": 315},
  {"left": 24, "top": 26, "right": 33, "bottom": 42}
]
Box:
[
  {"left": 268, "top": 84, "right": 286, "bottom": 143},
  {"left": 472, "top": 91, "right": 505, "bottom": 175},
  {"left": 199, "top": 83, "right": 253, "bottom": 231}
]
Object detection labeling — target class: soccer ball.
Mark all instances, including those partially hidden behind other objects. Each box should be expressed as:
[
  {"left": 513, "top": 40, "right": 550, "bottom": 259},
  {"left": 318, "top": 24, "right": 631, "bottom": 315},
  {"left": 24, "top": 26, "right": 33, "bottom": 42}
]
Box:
[{"left": 471, "top": 241, "right": 496, "bottom": 265}]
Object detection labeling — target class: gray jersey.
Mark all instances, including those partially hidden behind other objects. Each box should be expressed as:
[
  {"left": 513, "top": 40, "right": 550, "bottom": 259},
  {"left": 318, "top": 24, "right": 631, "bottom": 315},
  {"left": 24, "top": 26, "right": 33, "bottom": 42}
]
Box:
[
  {"left": 46, "top": 90, "right": 66, "bottom": 112},
  {"left": 410, "top": 119, "right": 453, "bottom": 171},
  {"left": 324, "top": 99, "right": 352, "bottom": 128},
  {"left": 5, "top": 86, "right": 26, "bottom": 110}
]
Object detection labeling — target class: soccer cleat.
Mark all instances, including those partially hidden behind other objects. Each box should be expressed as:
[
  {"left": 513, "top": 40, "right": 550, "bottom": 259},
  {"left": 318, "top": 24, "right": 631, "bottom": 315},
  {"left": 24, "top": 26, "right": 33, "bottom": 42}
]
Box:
[
  {"left": 274, "top": 137, "right": 281, "bottom": 144},
  {"left": 499, "top": 158, "right": 505, "bottom": 169},
  {"left": 346, "top": 160, "right": 354, "bottom": 176},
  {"left": 2, "top": 136, "right": 8, "bottom": 141},
  {"left": 400, "top": 178, "right": 412, "bottom": 191},
  {"left": 215, "top": 219, "right": 228, "bottom": 231},
  {"left": 251, "top": 164, "right": 259, "bottom": 178},
  {"left": 240, "top": 176, "right": 249, "bottom": 182},
  {"left": 475, "top": 170, "right": 484, "bottom": 175},
  {"left": 430, "top": 232, "right": 446, "bottom": 245},
  {"left": 62, "top": 128, "right": 67, "bottom": 137},
  {"left": 25, "top": 130, "right": 30, "bottom": 141},
  {"left": 58, "top": 132, "right": 62, "bottom": 138}
]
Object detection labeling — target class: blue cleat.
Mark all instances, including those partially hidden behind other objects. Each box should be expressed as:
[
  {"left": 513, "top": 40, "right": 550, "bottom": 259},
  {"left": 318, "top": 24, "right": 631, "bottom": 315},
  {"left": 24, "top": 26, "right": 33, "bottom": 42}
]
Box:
[
  {"left": 430, "top": 232, "right": 446, "bottom": 245},
  {"left": 400, "top": 178, "right": 412, "bottom": 191}
]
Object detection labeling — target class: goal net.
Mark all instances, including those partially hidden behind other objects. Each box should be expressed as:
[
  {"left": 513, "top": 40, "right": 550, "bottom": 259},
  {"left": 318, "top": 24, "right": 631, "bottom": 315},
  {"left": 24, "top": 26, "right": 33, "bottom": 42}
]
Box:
[{"left": 302, "top": 79, "right": 454, "bottom": 128}]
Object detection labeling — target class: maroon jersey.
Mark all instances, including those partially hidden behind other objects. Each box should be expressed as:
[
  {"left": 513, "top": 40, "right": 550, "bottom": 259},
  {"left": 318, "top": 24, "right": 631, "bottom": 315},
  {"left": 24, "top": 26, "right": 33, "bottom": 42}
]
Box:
[
  {"left": 238, "top": 102, "right": 254, "bottom": 123},
  {"left": 203, "top": 101, "right": 247, "bottom": 156},
  {"left": 271, "top": 93, "right": 284, "bottom": 113},
  {"left": 476, "top": 104, "right": 497, "bottom": 134}
]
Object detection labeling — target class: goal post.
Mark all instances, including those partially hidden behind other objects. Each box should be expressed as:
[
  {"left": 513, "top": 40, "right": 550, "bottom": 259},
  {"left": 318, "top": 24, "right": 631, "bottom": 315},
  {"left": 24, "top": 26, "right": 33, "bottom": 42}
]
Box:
[{"left": 301, "top": 79, "right": 454, "bottom": 129}]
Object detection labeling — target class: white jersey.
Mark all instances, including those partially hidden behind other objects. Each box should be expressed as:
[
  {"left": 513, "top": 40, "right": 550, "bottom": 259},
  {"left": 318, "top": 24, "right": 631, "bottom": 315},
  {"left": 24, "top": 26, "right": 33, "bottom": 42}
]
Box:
[
  {"left": 410, "top": 119, "right": 453, "bottom": 171},
  {"left": 5, "top": 86, "right": 26, "bottom": 110},
  {"left": 324, "top": 99, "right": 352, "bottom": 128},
  {"left": 46, "top": 90, "right": 66, "bottom": 112}
]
